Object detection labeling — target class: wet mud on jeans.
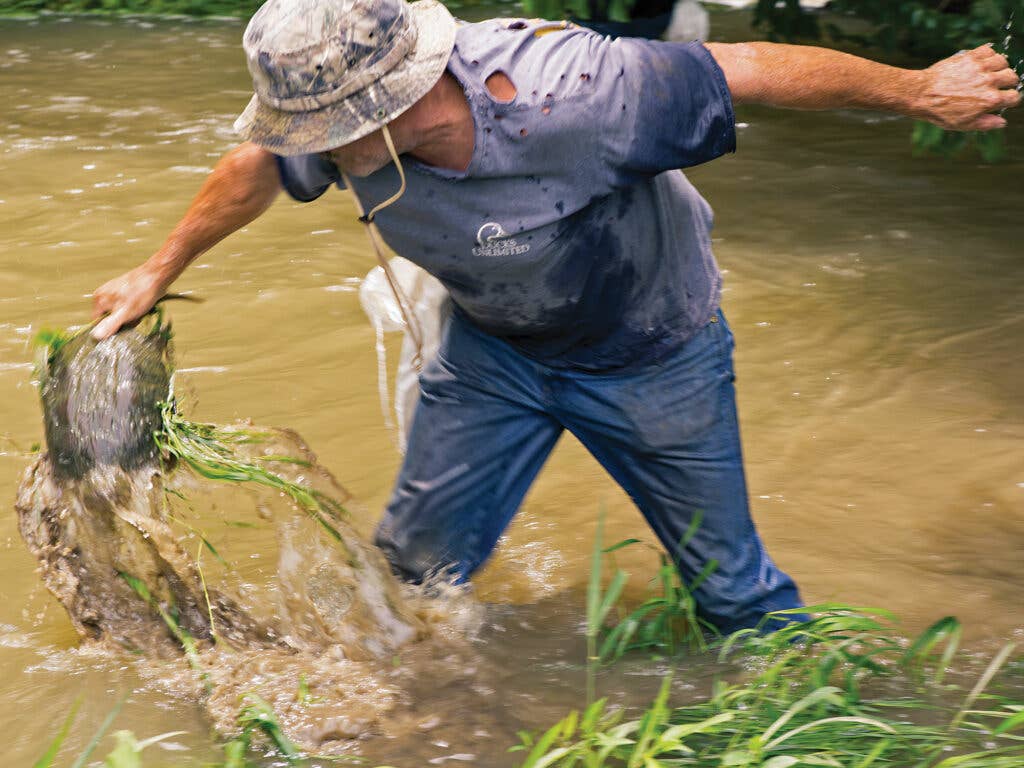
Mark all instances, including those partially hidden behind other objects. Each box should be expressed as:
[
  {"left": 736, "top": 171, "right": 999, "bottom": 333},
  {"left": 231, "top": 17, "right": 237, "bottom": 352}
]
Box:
[{"left": 375, "top": 310, "right": 806, "bottom": 634}]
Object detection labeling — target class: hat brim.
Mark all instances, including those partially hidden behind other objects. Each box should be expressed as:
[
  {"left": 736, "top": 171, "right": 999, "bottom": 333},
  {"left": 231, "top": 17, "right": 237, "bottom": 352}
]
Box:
[{"left": 234, "top": 0, "right": 457, "bottom": 156}]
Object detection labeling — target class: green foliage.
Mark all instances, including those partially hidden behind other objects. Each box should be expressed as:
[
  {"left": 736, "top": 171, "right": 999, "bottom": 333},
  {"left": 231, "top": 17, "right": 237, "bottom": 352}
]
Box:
[
  {"left": 754, "top": 0, "right": 1023, "bottom": 160},
  {"left": 513, "top": 606, "right": 1024, "bottom": 767},
  {"left": 229, "top": 694, "right": 304, "bottom": 764},
  {"left": 752, "top": 0, "right": 821, "bottom": 42},
  {"left": 913, "top": 118, "right": 1009, "bottom": 159},
  {"left": 33, "top": 328, "right": 75, "bottom": 362},
  {"left": 599, "top": 516, "right": 719, "bottom": 665},
  {"left": 69, "top": 699, "right": 127, "bottom": 768},
  {"left": 755, "top": 0, "right": 1024, "bottom": 61},
  {"left": 32, "top": 701, "right": 81, "bottom": 768},
  {"left": 102, "top": 730, "right": 188, "bottom": 768},
  {"left": 35, "top": 698, "right": 128, "bottom": 768},
  {"left": 519, "top": 531, "right": 1024, "bottom": 767},
  {"left": 154, "top": 396, "right": 351, "bottom": 546},
  {"left": 33, "top": 701, "right": 183, "bottom": 768},
  {"left": 586, "top": 511, "right": 628, "bottom": 704}
]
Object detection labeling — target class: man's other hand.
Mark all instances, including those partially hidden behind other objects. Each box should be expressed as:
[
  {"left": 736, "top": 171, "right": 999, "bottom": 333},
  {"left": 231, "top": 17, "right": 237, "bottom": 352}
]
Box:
[
  {"left": 91, "top": 265, "right": 165, "bottom": 340},
  {"left": 921, "top": 44, "right": 1022, "bottom": 131}
]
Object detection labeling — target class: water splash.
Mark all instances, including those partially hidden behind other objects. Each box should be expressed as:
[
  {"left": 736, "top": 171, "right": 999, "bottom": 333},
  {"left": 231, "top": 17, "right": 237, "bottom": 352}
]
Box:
[
  {"left": 998, "top": 11, "right": 1022, "bottom": 118},
  {"left": 16, "top": 322, "right": 481, "bottom": 753}
]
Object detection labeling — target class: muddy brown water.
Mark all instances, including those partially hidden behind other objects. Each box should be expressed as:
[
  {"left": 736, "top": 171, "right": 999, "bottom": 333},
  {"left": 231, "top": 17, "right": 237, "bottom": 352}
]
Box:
[{"left": 1, "top": 8, "right": 1022, "bottom": 766}]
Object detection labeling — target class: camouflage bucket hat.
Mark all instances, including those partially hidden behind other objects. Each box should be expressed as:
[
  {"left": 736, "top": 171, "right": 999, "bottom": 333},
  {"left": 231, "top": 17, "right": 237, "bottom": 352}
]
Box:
[{"left": 234, "top": 0, "right": 457, "bottom": 156}]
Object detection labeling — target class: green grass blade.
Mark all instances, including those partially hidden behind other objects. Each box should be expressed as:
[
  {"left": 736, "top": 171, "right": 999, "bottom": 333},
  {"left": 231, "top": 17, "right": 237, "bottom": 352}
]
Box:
[
  {"left": 519, "top": 720, "right": 568, "bottom": 768},
  {"left": 587, "top": 511, "right": 606, "bottom": 638},
  {"left": 596, "top": 570, "right": 629, "bottom": 629},
  {"left": 603, "top": 539, "right": 642, "bottom": 554},
  {"left": 949, "top": 643, "right": 1018, "bottom": 732},
  {"left": 763, "top": 716, "right": 896, "bottom": 751},
  {"left": 760, "top": 687, "right": 844, "bottom": 744},
  {"left": 238, "top": 694, "right": 302, "bottom": 762},
  {"left": 33, "top": 700, "right": 82, "bottom": 768},
  {"left": 904, "top": 616, "right": 961, "bottom": 684},
  {"left": 69, "top": 696, "right": 126, "bottom": 768},
  {"left": 994, "top": 709, "right": 1024, "bottom": 736}
]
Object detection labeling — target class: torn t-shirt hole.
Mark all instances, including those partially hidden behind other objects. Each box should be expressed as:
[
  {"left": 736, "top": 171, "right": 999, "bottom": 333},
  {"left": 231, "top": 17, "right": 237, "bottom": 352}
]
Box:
[{"left": 484, "top": 70, "right": 517, "bottom": 103}]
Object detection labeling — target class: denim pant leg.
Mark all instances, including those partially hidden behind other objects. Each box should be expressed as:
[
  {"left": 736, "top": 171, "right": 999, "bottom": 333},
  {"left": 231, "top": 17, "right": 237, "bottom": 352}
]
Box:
[
  {"left": 555, "top": 312, "right": 806, "bottom": 634},
  {"left": 375, "top": 314, "right": 563, "bottom": 583}
]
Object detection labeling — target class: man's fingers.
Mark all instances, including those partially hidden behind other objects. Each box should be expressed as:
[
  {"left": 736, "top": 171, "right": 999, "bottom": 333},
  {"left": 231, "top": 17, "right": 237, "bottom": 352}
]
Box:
[
  {"left": 91, "top": 291, "right": 111, "bottom": 320},
  {"left": 997, "top": 87, "right": 1023, "bottom": 110},
  {"left": 969, "top": 113, "right": 1008, "bottom": 132},
  {"left": 91, "top": 308, "right": 127, "bottom": 341},
  {"left": 992, "top": 68, "right": 1023, "bottom": 88},
  {"left": 978, "top": 49, "right": 1010, "bottom": 70}
]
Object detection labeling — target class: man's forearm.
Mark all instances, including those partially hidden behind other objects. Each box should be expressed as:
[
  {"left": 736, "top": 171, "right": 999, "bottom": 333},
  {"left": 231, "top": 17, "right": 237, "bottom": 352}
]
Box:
[
  {"left": 706, "top": 41, "right": 1021, "bottom": 131},
  {"left": 146, "top": 141, "right": 281, "bottom": 287},
  {"left": 707, "top": 42, "right": 920, "bottom": 113},
  {"left": 91, "top": 142, "right": 282, "bottom": 339}
]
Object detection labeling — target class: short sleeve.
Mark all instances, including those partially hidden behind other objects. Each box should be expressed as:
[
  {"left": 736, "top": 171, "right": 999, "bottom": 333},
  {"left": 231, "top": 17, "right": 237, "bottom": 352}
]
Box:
[
  {"left": 604, "top": 39, "right": 736, "bottom": 179},
  {"left": 275, "top": 153, "right": 343, "bottom": 202}
]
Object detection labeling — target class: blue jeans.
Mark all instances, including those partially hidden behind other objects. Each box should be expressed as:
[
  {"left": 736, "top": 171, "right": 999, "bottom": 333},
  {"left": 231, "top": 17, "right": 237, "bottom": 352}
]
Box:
[{"left": 375, "top": 310, "right": 805, "bottom": 634}]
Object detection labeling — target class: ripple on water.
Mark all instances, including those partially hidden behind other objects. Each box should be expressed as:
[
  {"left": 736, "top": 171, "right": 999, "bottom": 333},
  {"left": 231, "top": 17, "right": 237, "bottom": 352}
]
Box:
[
  {"left": 168, "top": 165, "right": 213, "bottom": 175},
  {"left": 0, "top": 624, "right": 34, "bottom": 649}
]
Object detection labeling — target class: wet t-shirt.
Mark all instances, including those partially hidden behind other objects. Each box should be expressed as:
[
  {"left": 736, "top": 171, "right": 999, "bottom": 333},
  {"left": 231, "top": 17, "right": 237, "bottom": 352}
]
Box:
[{"left": 276, "top": 18, "right": 736, "bottom": 371}]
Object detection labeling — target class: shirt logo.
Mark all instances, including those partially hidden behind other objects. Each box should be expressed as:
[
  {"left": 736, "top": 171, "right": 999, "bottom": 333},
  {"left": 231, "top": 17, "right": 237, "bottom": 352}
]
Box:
[{"left": 472, "top": 222, "right": 531, "bottom": 257}]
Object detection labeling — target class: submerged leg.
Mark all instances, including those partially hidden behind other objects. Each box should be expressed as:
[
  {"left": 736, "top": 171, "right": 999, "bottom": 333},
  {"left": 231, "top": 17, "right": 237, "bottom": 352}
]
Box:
[
  {"left": 557, "top": 311, "right": 806, "bottom": 634},
  {"left": 375, "top": 315, "right": 563, "bottom": 583}
]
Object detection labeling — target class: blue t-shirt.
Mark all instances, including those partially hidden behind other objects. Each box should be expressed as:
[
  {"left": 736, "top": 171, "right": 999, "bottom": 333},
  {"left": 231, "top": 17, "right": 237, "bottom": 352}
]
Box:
[{"left": 277, "top": 18, "right": 736, "bottom": 371}]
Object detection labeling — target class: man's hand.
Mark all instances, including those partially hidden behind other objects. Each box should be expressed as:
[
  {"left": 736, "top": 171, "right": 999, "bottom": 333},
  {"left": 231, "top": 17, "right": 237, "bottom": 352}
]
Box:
[
  {"left": 91, "top": 263, "right": 167, "bottom": 340},
  {"left": 918, "top": 44, "right": 1022, "bottom": 131}
]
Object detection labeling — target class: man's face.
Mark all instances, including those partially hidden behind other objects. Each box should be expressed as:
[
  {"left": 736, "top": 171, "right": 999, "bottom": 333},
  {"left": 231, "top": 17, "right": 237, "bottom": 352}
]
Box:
[{"left": 323, "top": 128, "right": 394, "bottom": 178}]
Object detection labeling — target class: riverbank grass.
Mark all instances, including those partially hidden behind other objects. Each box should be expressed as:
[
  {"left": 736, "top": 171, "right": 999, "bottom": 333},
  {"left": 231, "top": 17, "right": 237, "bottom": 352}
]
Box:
[{"left": 511, "top": 530, "right": 1024, "bottom": 768}]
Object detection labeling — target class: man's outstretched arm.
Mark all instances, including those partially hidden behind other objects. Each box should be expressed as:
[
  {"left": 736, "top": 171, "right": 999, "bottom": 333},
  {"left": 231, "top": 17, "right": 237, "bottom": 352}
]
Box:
[
  {"left": 91, "top": 141, "right": 281, "bottom": 339},
  {"left": 706, "top": 42, "right": 1021, "bottom": 131}
]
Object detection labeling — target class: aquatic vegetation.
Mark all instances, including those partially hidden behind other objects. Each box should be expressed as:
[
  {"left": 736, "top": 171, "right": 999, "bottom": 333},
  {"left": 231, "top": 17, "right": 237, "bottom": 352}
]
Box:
[
  {"left": 32, "top": 697, "right": 144, "bottom": 768},
  {"left": 585, "top": 512, "right": 715, "bottom": 706},
  {"left": 32, "top": 702, "right": 81, "bottom": 768},
  {"left": 154, "top": 395, "right": 350, "bottom": 541},
  {"left": 230, "top": 694, "right": 304, "bottom": 764},
  {"left": 598, "top": 512, "right": 719, "bottom": 665},
  {"left": 516, "top": 608, "right": 1024, "bottom": 766},
  {"left": 101, "top": 730, "right": 189, "bottom": 768},
  {"left": 514, "top": 537, "right": 1024, "bottom": 768},
  {"left": 34, "top": 710, "right": 186, "bottom": 768}
]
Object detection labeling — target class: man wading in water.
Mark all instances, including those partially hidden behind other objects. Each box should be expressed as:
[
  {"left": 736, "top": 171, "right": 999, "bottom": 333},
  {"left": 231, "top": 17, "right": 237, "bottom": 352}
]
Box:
[{"left": 91, "top": 0, "right": 1021, "bottom": 633}]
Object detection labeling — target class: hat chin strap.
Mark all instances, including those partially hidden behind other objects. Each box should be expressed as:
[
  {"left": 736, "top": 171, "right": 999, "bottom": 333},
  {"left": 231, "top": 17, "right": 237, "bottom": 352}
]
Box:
[
  {"left": 340, "top": 124, "right": 424, "bottom": 372},
  {"left": 360, "top": 124, "right": 407, "bottom": 224}
]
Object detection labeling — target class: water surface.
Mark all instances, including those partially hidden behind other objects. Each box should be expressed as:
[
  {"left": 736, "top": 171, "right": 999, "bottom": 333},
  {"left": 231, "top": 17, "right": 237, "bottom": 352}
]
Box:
[{"left": 1, "top": 9, "right": 1022, "bottom": 765}]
